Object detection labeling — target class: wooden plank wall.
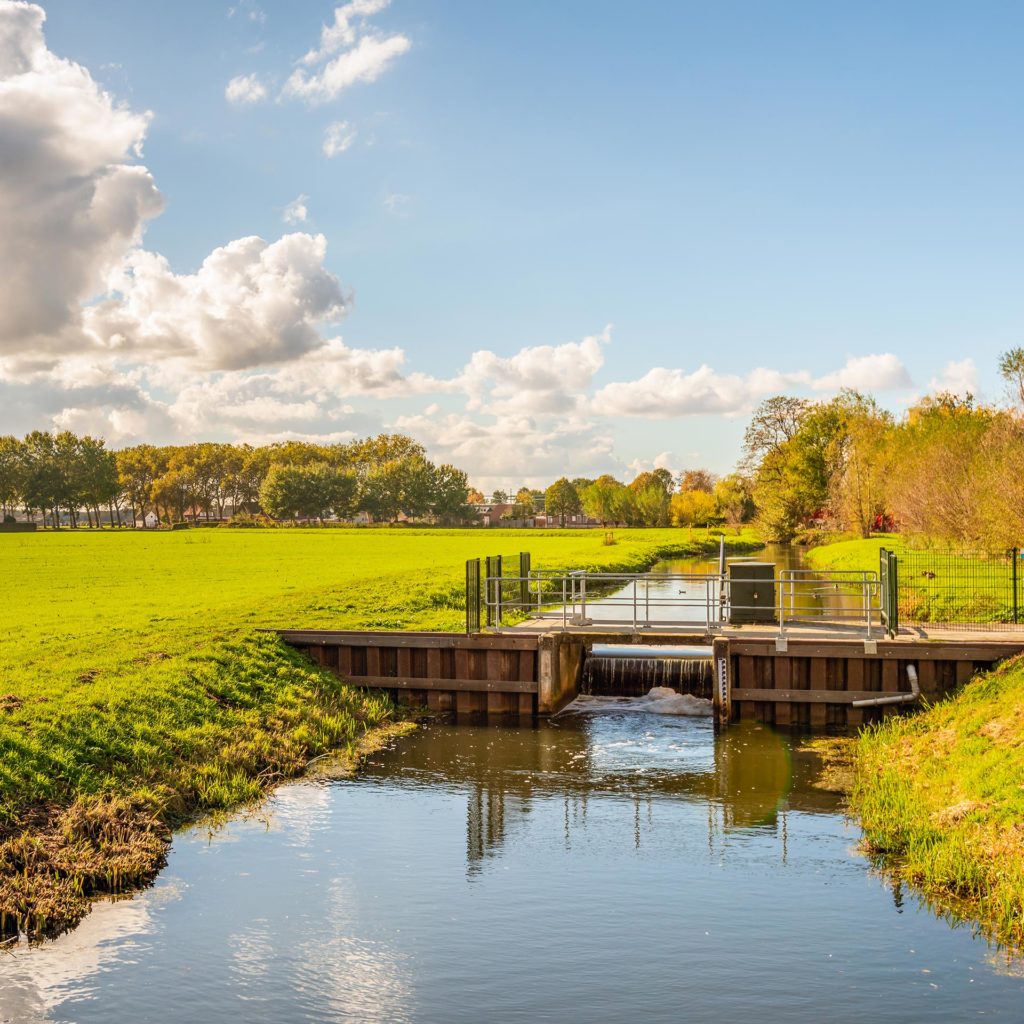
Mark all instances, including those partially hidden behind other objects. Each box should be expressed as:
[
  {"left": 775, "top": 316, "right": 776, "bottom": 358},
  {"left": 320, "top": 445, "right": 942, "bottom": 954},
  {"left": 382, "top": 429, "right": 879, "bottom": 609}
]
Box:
[
  {"left": 727, "top": 639, "right": 1024, "bottom": 727},
  {"left": 277, "top": 629, "right": 1024, "bottom": 728},
  {"left": 277, "top": 629, "right": 540, "bottom": 717}
]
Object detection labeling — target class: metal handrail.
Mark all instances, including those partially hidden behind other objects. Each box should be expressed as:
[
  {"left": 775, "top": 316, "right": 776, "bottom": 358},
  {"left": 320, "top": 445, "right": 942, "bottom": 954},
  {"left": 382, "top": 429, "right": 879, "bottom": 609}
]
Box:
[
  {"left": 777, "top": 568, "right": 881, "bottom": 639},
  {"left": 482, "top": 566, "right": 884, "bottom": 637},
  {"left": 484, "top": 571, "right": 727, "bottom": 630}
]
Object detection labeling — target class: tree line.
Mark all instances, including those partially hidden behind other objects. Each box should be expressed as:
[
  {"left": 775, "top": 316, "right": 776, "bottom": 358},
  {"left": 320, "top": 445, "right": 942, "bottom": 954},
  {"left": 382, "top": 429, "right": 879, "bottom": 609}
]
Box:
[
  {"left": 0, "top": 432, "right": 473, "bottom": 527},
  {"left": 736, "top": 348, "right": 1024, "bottom": 547},
  {"left": 469, "top": 469, "right": 751, "bottom": 528}
]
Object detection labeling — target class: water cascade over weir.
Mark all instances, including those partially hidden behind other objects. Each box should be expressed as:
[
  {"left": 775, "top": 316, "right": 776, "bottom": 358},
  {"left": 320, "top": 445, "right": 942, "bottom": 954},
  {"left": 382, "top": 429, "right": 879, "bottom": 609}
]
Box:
[{"left": 581, "top": 644, "right": 715, "bottom": 698}]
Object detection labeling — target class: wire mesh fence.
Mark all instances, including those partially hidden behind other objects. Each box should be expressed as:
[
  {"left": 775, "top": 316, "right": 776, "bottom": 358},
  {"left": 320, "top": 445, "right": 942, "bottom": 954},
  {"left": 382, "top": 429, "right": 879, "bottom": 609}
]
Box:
[{"left": 893, "top": 547, "right": 1024, "bottom": 632}]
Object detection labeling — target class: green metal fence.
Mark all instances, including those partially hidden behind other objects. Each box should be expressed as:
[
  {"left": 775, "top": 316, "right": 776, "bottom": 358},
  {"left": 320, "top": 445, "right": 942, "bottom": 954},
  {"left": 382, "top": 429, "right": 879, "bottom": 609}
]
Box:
[
  {"left": 880, "top": 547, "right": 899, "bottom": 638},
  {"left": 887, "top": 546, "right": 1024, "bottom": 633},
  {"left": 465, "top": 558, "right": 481, "bottom": 634},
  {"left": 466, "top": 551, "right": 531, "bottom": 634}
]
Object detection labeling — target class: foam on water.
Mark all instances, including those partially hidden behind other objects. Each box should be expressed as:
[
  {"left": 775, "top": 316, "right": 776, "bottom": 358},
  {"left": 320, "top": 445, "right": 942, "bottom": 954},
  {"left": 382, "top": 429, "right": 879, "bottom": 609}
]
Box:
[{"left": 565, "top": 686, "right": 713, "bottom": 717}]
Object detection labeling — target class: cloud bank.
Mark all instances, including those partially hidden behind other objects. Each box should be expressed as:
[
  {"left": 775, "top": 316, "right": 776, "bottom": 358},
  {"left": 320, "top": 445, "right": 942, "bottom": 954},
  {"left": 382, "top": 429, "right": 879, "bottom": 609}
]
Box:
[{"left": 0, "top": 3, "right": 931, "bottom": 487}]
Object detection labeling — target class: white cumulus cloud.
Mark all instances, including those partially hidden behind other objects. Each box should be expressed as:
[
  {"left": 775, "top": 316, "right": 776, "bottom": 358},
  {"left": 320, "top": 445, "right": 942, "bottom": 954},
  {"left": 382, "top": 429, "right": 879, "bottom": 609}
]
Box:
[
  {"left": 593, "top": 353, "right": 913, "bottom": 419},
  {"left": 811, "top": 352, "right": 911, "bottom": 392},
  {"left": 225, "top": 72, "right": 266, "bottom": 104},
  {"left": 458, "top": 326, "right": 610, "bottom": 415},
  {"left": 593, "top": 365, "right": 757, "bottom": 418},
  {"left": 283, "top": 193, "right": 309, "bottom": 224},
  {"left": 84, "top": 233, "right": 349, "bottom": 371},
  {"left": 930, "top": 357, "right": 978, "bottom": 398},
  {"left": 0, "top": 1, "right": 162, "bottom": 355},
  {"left": 392, "top": 408, "right": 620, "bottom": 490},
  {"left": 323, "top": 120, "right": 357, "bottom": 156},
  {"left": 282, "top": 1, "right": 410, "bottom": 104},
  {"left": 300, "top": 0, "right": 390, "bottom": 63}
]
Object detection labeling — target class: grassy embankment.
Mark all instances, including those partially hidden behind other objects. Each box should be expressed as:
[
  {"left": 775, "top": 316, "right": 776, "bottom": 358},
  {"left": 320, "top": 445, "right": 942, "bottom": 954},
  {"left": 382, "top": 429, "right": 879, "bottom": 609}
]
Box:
[
  {"left": 809, "top": 534, "right": 1024, "bottom": 950},
  {"left": 0, "top": 525, "right": 760, "bottom": 938},
  {"left": 855, "top": 658, "right": 1024, "bottom": 950}
]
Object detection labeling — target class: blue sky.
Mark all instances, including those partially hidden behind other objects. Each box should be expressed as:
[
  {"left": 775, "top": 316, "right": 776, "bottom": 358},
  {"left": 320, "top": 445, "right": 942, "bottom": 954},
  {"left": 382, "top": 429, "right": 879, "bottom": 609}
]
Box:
[{"left": 2, "top": 1, "right": 1022, "bottom": 487}]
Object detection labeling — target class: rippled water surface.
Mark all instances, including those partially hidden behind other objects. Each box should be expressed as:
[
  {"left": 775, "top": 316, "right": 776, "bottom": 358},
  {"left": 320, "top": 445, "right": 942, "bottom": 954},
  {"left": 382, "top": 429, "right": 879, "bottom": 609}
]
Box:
[{"left": 3, "top": 710, "right": 1022, "bottom": 1023}]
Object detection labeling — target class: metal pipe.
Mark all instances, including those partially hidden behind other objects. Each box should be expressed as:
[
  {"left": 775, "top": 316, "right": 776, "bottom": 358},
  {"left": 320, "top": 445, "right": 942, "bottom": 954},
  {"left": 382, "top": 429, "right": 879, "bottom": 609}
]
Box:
[{"left": 851, "top": 664, "right": 920, "bottom": 707}]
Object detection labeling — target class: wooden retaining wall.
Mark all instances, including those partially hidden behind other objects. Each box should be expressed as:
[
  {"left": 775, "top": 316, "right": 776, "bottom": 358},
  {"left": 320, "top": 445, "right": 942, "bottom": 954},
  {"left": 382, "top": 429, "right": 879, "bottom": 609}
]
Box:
[
  {"left": 277, "top": 629, "right": 583, "bottom": 717},
  {"left": 278, "top": 628, "right": 1024, "bottom": 728},
  {"left": 719, "top": 638, "right": 1024, "bottom": 728}
]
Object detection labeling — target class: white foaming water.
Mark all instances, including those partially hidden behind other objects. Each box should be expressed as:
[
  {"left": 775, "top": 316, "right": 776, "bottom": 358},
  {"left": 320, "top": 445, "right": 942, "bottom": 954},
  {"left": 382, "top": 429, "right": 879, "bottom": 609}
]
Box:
[{"left": 566, "top": 686, "right": 713, "bottom": 717}]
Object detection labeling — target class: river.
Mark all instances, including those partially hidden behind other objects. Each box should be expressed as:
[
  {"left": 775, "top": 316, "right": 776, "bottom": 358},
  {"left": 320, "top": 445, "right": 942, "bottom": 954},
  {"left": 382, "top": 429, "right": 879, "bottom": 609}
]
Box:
[{"left": 2, "top": 708, "right": 1022, "bottom": 1022}]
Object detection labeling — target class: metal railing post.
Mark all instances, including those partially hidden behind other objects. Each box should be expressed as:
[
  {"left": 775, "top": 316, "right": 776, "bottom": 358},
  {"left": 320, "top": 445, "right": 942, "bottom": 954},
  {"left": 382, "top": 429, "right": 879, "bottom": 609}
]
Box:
[
  {"left": 778, "top": 571, "right": 786, "bottom": 638},
  {"left": 863, "top": 571, "right": 871, "bottom": 639}
]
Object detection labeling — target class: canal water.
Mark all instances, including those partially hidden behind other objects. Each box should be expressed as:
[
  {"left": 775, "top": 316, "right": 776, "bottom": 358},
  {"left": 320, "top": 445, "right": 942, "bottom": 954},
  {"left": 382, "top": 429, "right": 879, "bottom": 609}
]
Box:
[{"left": 2, "top": 710, "right": 1022, "bottom": 1022}]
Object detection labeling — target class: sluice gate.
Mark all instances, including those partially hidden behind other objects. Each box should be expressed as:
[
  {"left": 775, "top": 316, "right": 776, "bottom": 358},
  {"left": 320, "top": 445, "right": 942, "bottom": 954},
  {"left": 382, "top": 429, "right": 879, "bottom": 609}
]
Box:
[
  {"left": 582, "top": 644, "right": 714, "bottom": 698},
  {"left": 276, "top": 628, "right": 1024, "bottom": 728}
]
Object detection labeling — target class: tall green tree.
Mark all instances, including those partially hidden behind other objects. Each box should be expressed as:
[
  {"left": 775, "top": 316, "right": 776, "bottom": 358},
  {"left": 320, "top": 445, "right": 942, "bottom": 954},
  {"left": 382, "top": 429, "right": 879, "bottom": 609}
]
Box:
[
  {"left": 999, "top": 347, "right": 1024, "bottom": 408},
  {"left": 713, "top": 474, "right": 754, "bottom": 527},
  {"left": 581, "top": 474, "right": 625, "bottom": 525},
  {"left": 0, "top": 435, "right": 25, "bottom": 519},
  {"left": 544, "top": 478, "right": 581, "bottom": 526}
]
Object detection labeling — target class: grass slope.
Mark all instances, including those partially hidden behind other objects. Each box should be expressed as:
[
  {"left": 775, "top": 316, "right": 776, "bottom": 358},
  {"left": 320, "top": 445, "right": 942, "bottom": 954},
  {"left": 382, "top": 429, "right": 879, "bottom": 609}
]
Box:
[
  {"left": 854, "top": 656, "right": 1024, "bottom": 951},
  {"left": 804, "top": 535, "right": 890, "bottom": 574},
  {"left": 0, "top": 526, "right": 759, "bottom": 936}
]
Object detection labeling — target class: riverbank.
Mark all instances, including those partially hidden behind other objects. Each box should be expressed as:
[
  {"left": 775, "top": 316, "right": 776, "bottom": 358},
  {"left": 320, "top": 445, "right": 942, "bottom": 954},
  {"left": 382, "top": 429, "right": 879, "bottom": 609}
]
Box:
[
  {"left": 852, "top": 654, "right": 1024, "bottom": 950},
  {"left": 806, "top": 534, "right": 1024, "bottom": 948},
  {"left": 0, "top": 526, "right": 761, "bottom": 939}
]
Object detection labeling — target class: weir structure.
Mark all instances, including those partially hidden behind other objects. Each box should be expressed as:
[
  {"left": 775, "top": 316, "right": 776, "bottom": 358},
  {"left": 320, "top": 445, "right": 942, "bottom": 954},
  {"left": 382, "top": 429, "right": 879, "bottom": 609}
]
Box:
[{"left": 276, "top": 547, "right": 1024, "bottom": 728}]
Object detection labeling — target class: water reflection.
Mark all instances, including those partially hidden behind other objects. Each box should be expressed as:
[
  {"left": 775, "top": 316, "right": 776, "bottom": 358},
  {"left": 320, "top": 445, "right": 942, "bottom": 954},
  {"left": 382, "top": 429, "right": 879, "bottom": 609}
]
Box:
[
  {"left": 0, "top": 879, "right": 176, "bottom": 1022},
  {"left": 3, "top": 711, "right": 1023, "bottom": 1024},
  {"left": 360, "top": 716, "right": 840, "bottom": 875}
]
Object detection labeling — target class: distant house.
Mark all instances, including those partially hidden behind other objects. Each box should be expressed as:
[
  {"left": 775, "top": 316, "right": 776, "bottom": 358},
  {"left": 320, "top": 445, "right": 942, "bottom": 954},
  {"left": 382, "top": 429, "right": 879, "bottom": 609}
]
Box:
[
  {"left": 533, "top": 512, "right": 596, "bottom": 528},
  {"left": 472, "top": 502, "right": 522, "bottom": 527},
  {"left": 470, "top": 503, "right": 601, "bottom": 528}
]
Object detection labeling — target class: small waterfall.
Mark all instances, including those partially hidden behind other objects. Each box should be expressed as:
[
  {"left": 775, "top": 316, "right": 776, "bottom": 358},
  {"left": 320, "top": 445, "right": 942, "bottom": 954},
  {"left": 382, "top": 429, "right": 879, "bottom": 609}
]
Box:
[{"left": 582, "top": 654, "right": 713, "bottom": 698}]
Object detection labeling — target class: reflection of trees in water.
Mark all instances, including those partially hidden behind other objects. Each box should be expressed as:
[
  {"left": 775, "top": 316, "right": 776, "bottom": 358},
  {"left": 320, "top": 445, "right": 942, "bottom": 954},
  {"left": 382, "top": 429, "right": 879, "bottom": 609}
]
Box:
[
  {"left": 395, "top": 721, "right": 844, "bottom": 873},
  {"left": 466, "top": 783, "right": 508, "bottom": 873}
]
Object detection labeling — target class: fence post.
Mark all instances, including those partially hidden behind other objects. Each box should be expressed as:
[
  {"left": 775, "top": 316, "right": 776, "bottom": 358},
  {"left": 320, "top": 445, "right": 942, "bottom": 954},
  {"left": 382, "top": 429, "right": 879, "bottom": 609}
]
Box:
[
  {"left": 465, "top": 558, "right": 480, "bottom": 635},
  {"left": 889, "top": 550, "right": 899, "bottom": 637},
  {"left": 519, "top": 551, "right": 531, "bottom": 610},
  {"left": 1013, "top": 548, "right": 1019, "bottom": 625},
  {"left": 880, "top": 547, "right": 899, "bottom": 638},
  {"left": 485, "top": 555, "right": 502, "bottom": 627}
]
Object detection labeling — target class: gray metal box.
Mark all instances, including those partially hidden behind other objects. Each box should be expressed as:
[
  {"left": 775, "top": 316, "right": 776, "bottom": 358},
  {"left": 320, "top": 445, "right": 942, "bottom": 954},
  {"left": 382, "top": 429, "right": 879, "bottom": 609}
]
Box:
[{"left": 728, "top": 561, "right": 776, "bottom": 624}]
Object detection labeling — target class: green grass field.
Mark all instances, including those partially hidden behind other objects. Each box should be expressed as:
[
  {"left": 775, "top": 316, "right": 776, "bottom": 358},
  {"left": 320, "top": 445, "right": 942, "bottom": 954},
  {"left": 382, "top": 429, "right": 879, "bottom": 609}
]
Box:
[{"left": 0, "top": 525, "right": 759, "bottom": 937}]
